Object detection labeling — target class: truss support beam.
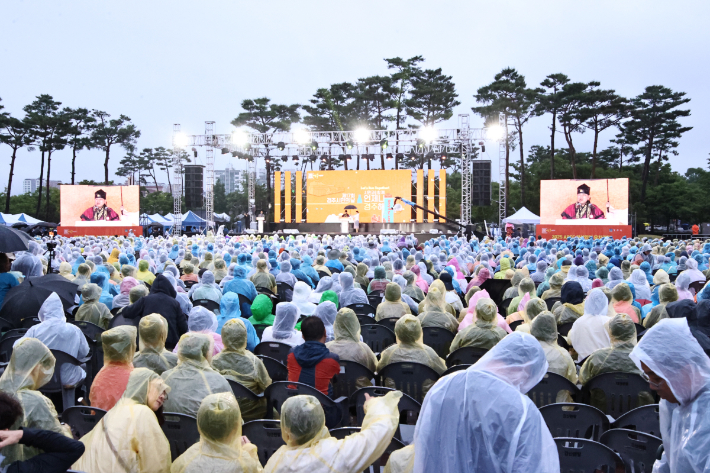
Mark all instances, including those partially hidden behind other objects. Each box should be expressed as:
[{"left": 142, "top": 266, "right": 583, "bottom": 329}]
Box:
[
  {"left": 172, "top": 124, "right": 183, "bottom": 235},
  {"left": 498, "top": 112, "right": 507, "bottom": 226},
  {"left": 205, "top": 121, "right": 215, "bottom": 230},
  {"left": 459, "top": 114, "right": 472, "bottom": 226}
]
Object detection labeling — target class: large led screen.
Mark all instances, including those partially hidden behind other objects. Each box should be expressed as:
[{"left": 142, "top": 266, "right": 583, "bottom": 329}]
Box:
[
  {"left": 60, "top": 185, "right": 140, "bottom": 226},
  {"left": 539, "top": 178, "right": 629, "bottom": 225}
]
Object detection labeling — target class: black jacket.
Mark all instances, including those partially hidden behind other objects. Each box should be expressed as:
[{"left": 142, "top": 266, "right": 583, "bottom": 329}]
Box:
[
  {"left": 122, "top": 274, "right": 188, "bottom": 349},
  {"left": 6, "top": 428, "right": 85, "bottom": 473}
]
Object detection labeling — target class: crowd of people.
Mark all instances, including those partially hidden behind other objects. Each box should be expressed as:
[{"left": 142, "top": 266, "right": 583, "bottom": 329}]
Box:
[{"left": 0, "top": 230, "right": 709, "bottom": 472}]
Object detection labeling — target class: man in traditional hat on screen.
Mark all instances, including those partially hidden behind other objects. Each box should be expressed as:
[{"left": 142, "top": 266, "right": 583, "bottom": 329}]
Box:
[
  {"left": 561, "top": 183, "right": 606, "bottom": 219},
  {"left": 80, "top": 189, "right": 121, "bottom": 221}
]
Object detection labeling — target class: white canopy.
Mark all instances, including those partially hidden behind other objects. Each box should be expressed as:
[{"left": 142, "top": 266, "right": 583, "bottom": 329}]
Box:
[{"left": 502, "top": 206, "right": 540, "bottom": 225}]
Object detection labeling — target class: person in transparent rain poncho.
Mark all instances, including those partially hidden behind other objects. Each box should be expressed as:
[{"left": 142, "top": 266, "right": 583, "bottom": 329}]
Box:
[
  {"left": 89, "top": 325, "right": 137, "bottom": 411},
  {"left": 568, "top": 288, "right": 612, "bottom": 361},
  {"left": 643, "top": 283, "right": 678, "bottom": 329},
  {"left": 212, "top": 318, "right": 272, "bottom": 421},
  {"left": 376, "top": 283, "right": 412, "bottom": 322},
  {"left": 414, "top": 332, "right": 558, "bottom": 472},
  {"left": 74, "top": 368, "right": 171, "bottom": 473},
  {"left": 0, "top": 338, "right": 71, "bottom": 467},
  {"left": 75, "top": 282, "right": 113, "bottom": 329},
  {"left": 314, "top": 301, "right": 337, "bottom": 343},
  {"left": 513, "top": 298, "right": 548, "bottom": 334},
  {"left": 530, "top": 312, "right": 578, "bottom": 384},
  {"left": 161, "top": 332, "right": 232, "bottom": 417},
  {"left": 326, "top": 308, "right": 378, "bottom": 389},
  {"left": 337, "top": 271, "right": 368, "bottom": 307},
  {"left": 416, "top": 286, "right": 458, "bottom": 333},
  {"left": 171, "top": 393, "right": 263, "bottom": 473},
  {"left": 630, "top": 318, "right": 710, "bottom": 472},
  {"left": 263, "top": 391, "right": 402, "bottom": 473},
  {"left": 449, "top": 298, "right": 506, "bottom": 352},
  {"left": 133, "top": 313, "right": 179, "bottom": 375},
  {"left": 260, "top": 302, "right": 305, "bottom": 347}
]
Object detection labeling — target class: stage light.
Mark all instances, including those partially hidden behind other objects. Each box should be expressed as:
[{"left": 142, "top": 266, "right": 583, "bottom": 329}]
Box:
[
  {"left": 386, "top": 153, "right": 394, "bottom": 160},
  {"left": 192, "top": 147, "right": 198, "bottom": 158},
  {"left": 426, "top": 151, "right": 435, "bottom": 160},
  {"left": 310, "top": 141, "right": 318, "bottom": 150},
  {"left": 294, "top": 129, "right": 309, "bottom": 144},
  {"left": 346, "top": 140, "right": 354, "bottom": 150},
  {"left": 346, "top": 154, "right": 353, "bottom": 161},
  {"left": 380, "top": 138, "right": 388, "bottom": 149},
  {"left": 277, "top": 141, "right": 285, "bottom": 151},
  {"left": 416, "top": 138, "right": 426, "bottom": 148},
  {"left": 231, "top": 151, "right": 238, "bottom": 157},
  {"left": 354, "top": 128, "right": 369, "bottom": 143},
  {"left": 174, "top": 132, "right": 189, "bottom": 148},
  {"left": 265, "top": 157, "right": 271, "bottom": 164},
  {"left": 220, "top": 147, "right": 229, "bottom": 155},
  {"left": 440, "top": 152, "right": 447, "bottom": 160},
  {"left": 281, "top": 156, "right": 288, "bottom": 162},
  {"left": 487, "top": 125, "right": 504, "bottom": 141},
  {"left": 292, "top": 155, "right": 300, "bottom": 161},
  {"left": 232, "top": 130, "right": 249, "bottom": 147},
  {"left": 479, "top": 141, "right": 486, "bottom": 153},
  {"left": 419, "top": 126, "right": 437, "bottom": 143},
  {"left": 396, "top": 153, "right": 404, "bottom": 160}
]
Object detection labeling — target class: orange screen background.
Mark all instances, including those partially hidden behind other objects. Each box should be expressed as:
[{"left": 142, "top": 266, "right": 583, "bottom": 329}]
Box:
[
  {"left": 539, "top": 178, "right": 629, "bottom": 224},
  {"left": 60, "top": 185, "right": 140, "bottom": 226},
  {"left": 305, "top": 170, "right": 412, "bottom": 223}
]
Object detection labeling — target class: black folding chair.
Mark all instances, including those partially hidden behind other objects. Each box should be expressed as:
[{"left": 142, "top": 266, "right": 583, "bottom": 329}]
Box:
[
  {"left": 350, "top": 386, "right": 421, "bottom": 428},
  {"left": 242, "top": 420, "right": 285, "bottom": 466},
  {"left": 508, "top": 320, "right": 524, "bottom": 332},
  {"left": 480, "top": 278, "right": 512, "bottom": 307},
  {"left": 238, "top": 293, "right": 253, "bottom": 317},
  {"left": 446, "top": 346, "right": 488, "bottom": 368},
  {"left": 501, "top": 298, "right": 514, "bottom": 311},
  {"left": 421, "top": 327, "right": 455, "bottom": 358},
  {"left": 442, "top": 364, "right": 470, "bottom": 377},
  {"left": 253, "top": 323, "right": 270, "bottom": 341},
  {"left": 317, "top": 271, "right": 331, "bottom": 279},
  {"left": 0, "top": 317, "right": 13, "bottom": 332},
  {"left": 332, "top": 360, "right": 375, "bottom": 400},
  {"left": 0, "top": 328, "right": 27, "bottom": 341},
  {"left": 276, "top": 282, "right": 294, "bottom": 302},
  {"left": 600, "top": 428, "right": 662, "bottom": 473},
  {"left": 527, "top": 372, "right": 580, "bottom": 407},
  {"left": 161, "top": 413, "right": 200, "bottom": 461},
  {"left": 329, "top": 427, "right": 406, "bottom": 473},
  {"left": 345, "top": 303, "right": 377, "bottom": 318},
  {"left": 257, "top": 355, "right": 289, "bottom": 382},
  {"left": 264, "top": 381, "right": 349, "bottom": 427},
  {"left": 109, "top": 307, "right": 122, "bottom": 316},
  {"left": 20, "top": 317, "right": 40, "bottom": 329},
  {"left": 689, "top": 280, "right": 705, "bottom": 296},
  {"left": 555, "top": 438, "right": 624, "bottom": 473},
  {"left": 257, "top": 287, "right": 276, "bottom": 297},
  {"left": 69, "top": 320, "right": 105, "bottom": 343},
  {"left": 378, "top": 362, "right": 440, "bottom": 403},
  {"left": 40, "top": 349, "right": 90, "bottom": 410},
  {"left": 193, "top": 298, "right": 220, "bottom": 313},
  {"left": 227, "top": 378, "right": 262, "bottom": 402},
  {"left": 557, "top": 321, "right": 574, "bottom": 337},
  {"left": 612, "top": 404, "right": 661, "bottom": 437},
  {"left": 539, "top": 403, "right": 609, "bottom": 441},
  {"left": 582, "top": 372, "right": 657, "bottom": 417},
  {"left": 108, "top": 313, "right": 140, "bottom": 330},
  {"left": 367, "top": 294, "right": 383, "bottom": 310},
  {"left": 254, "top": 341, "right": 292, "bottom": 365},
  {"left": 546, "top": 297, "right": 561, "bottom": 311},
  {"left": 376, "top": 317, "right": 398, "bottom": 332},
  {"left": 355, "top": 313, "right": 375, "bottom": 326},
  {"left": 62, "top": 406, "right": 107, "bottom": 438},
  {"left": 360, "top": 324, "right": 395, "bottom": 353},
  {"left": 557, "top": 334, "right": 570, "bottom": 351}
]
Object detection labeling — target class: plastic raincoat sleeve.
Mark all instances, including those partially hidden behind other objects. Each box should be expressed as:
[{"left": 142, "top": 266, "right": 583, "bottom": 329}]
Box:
[
  {"left": 384, "top": 445, "right": 415, "bottom": 473},
  {"left": 264, "top": 391, "right": 402, "bottom": 473}
]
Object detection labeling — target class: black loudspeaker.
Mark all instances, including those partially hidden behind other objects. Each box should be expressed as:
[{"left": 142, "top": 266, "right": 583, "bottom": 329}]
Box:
[
  {"left": 471, "top": 160, "right": 491, "bottom": 207},
  {"left": 184, "top": 165, "right": 204, "bottom": 208}
]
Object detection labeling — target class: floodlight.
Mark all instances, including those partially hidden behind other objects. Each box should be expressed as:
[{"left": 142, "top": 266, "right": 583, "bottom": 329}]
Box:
[
  {"left": 419, "top": 126, "right": 437, "bottom": 143},
  {"left": 346, "top": 140, "right": 354, "bottom": 150},
  {"left": 380, "top": 138, "right": 388, "bottom": 149},
  {"left": 281, "top": 156, "right": 288, "bottom": 162},
  {"left": 173, "top": 132, "right": 189, "bottom": 148},
  {"left": 292, "top": 155, "right": 300, "bottom": 162},
  {"left": 220, "top": 147, "right": 229, "bottom": 155},
  {"left": 232, "top": 130, "right": 249, "bottom": 147},
  {"left": 265, "top": 157, "right": 271, "bottom": 164},
  {"left": 277, "top": 141, "right": 285, "bottom": 151},
  {"left": 386, "top": 153, "right": 393, "bottom": 160},
  {"left": 354, "top": 128, "right": 369, "bottom": 143},
  {"left": 310, "top": 141, "right": 318, "bottom": 150},
  {"left": 416, "top": 138, "right": 426, "bottom": 148},
  {"left": 294, "top": 129, "right": 309, "bottom": 144},
  {"left": 486, "top": 125, "right": 504, "bottom": 141},
  {"left": 396, "top": 153, "right": 404, "bottom": 161},
  {"left": 231, "top": 151, "right": 238, "bottom": 157},
  {"left": 440, "top": 152, "right": 447, "bottom": 160}
]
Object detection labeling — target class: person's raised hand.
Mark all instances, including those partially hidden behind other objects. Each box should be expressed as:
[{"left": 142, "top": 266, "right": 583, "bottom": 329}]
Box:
[
  {"left": 240, "top": 436, "right": 251, "bottom": 446},
  {"left": 0, "top": 430, "right": 23, "bottom": 448}
]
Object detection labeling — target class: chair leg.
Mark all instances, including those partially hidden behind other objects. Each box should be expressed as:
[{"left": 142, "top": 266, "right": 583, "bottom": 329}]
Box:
[{"left": 62, "top": 387, "right": 76, "bottom": 410}]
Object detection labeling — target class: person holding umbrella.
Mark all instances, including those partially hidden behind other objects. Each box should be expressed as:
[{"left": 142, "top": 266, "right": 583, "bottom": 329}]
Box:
[{"left": 0, "top": 253, "right": 19, "bottom": 307}]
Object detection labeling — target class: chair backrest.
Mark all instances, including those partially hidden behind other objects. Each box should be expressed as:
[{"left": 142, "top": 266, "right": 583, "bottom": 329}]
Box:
[
  {"left": 634, "top": 323, "right": 646, "bottom": 339},
  {"left": 227, "top": 378, "right": 260, "bottom": 401},
  {"left": 527, "top": 372, "right": 580, "bottom": 407},
  {"left": 360, "top": 324, "right": 395, "bottom": 354},
  {"left": 442, "top": 364, "right": 470, "bottom": 377},
  {"left": 108, "top": 313, "right": 140, "bottom": 330},
  {"left": 600, "top": 428, "right": 662, "bottom": 473},
  {"left": 161, "top": 413, "right": 200, "bottom": 461},
  {"left": 257, "top": 355, "right": 289, "bottom": 382},
  {"left": 612, "top": 404, "right": 661, "bottom": 437},
  {"left": 446, "top": 346, "right": 489, "bottom": 368},
  {"left": 333, "top": 360, "right": 375, "bottom": 400},
  {"left": 183, "top": 280, "right": 197, "bottom": 289},
  {"left": 501, "top": 298, "right": 514, "bottom": 311},
  {"left": 583, "top": 372, "right": 657, "bottom": 416},
  {"left": 242, "top": 420, "right": 285, "bottom": 466},
  {"left": 0, "top": 335, "right": 22, "bottom": 363},
  {"left": 69, "top": 320, "right": 105, "bottom": 343},
  {"left": 546, "top": 297, "right": 561, "bottom": 311},
  {"left": 554, "top": 438, "right": 623, "bottom": 473},
  {"left": 539, "top": 402, "right": 609, "bottom": 441},
  {"left": 257, "top": 287, "right": 276, "bottom": 297},
  {"left": 20, "top": 317, "right": 40, "bottom": 329},
  {"left": 421, "top": 327, "right": 455, "bottom": 359},
  {"left": 376, "top": 317, "right": 398, "bottom": 332},
  {"left": 557, "top": 334, "right": 570, "bottom": 351},
  {"left": 109, "top": 307, "right": 122, "bottom": 316},
  {"left": 480, "top": 279, "right": 512, "bottom": 306},
  {"left": 253, "top": 323, "right": 270, "bottom": 341},
  {"left": 345, "top": 303, "right": 377, "bottom": 318},
  {"left": 350, "top": 386, "right": 421, "bottom": 427},
  {"left": 61, "top": 406, "right": 107, "bottom": 438},
  {"left": 254, "top": 341, "right": 292, "bottom": 365},
  {"left": 367, "top": 294, "right": 382, "bottom": 309},
  {"left": 668, "top": 273, "right": 677, "bottom": 283},
  {"left": 557, "top": 321, "right": 574, "bottom": 337},
  {"left": 237, "top": 293, "right": 254, "bottom": 317},
  {"left": 1, "top": 328, "right": 28, "bottom": 341},
  {"left": 508, "top": 320, "right": 524, "bottom": 332},
  {"left": 193, "top": 298, "right": 220, "bottom": 313},
  {"left": 328, "top": 427, "right": 406, "bottom": 472},
  {"left": 41, "top": 349, "right": 84, "bottom": 394},
  {"left": 355, "top": 313, "right": 375, "bottom": 326},
  {"left": 689, "top": 280, "right": 705, "bottom": 296},
  {"left": 276, "top": 282, "right": 294, "bottom": 302},
  {"left": 317, "top": 271, "right": 330, "bottom": 280},
  {"left": 378, "top": 362, "right": 440, "bottom": 403},
  {"left": 264, "top": 381, "right": 343, "bottom": 426},
  {"left": 0, "top": 317, "right": 13, "bottom": 332}
]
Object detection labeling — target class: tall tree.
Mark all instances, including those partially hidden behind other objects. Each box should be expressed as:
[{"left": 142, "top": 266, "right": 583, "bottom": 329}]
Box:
[
  {"left": 231, "top": 98, "right": 300, "bottom": 212},
  {"left": 136, "top": 148, "right": 161, "bottom": 190},
  {"left": 352, "top": 76, "right": 395, "bottom": 168},
  {"left": 0, "top": 114, "right": 34, "bottom": 212},
  {"left": 557, "top": 82, "right": 590, "bottom": 179},
  {"left": 622, "top": 85, "right": 691, "bottom": 202},
  {"left": 578, "top": 82, "right": 628, "bottom": 177},
  {"left": 115, "top": 146, "right": 142, "bottom": 185},
  {"left": 63, "top": 107, "right": 95, "bottom": 185},
  {"left": 90, "top": 111, "right": 141, "bottom": 185},
  {"left": 537, "top": 73, "right": 569, "bottom": 179},
  {"left": 385, "top": 56, "right": 424, "bottom": 170},
  {"left": 474, "top": 68, "right": 540, "bottom": 207}
]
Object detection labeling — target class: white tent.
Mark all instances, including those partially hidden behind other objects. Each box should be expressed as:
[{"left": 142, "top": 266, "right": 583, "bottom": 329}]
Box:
[
  {"left": 17, "top": 213, "right": 42, "bottom": 224},
  {"left": 502, "top": 207, "right": 540, "bottom": 225}
]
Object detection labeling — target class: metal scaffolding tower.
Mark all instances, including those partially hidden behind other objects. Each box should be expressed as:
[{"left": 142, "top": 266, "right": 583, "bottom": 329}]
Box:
[
  {"left": 172, "top": 124, "right": 183, "bottom": 235},
  {"left": 458, "top": 114, "right": 472, "bottom": 226},
  {"left": 204, "top": 121, "right": 215, "bottom": 229},
  {"left": 498, "top": 112, "right": 507, "bottom": 226}
]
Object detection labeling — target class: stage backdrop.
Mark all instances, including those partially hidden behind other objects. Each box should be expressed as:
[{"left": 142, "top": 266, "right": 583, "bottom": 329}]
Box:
[
  {"left": 539, "top": 178, "right": 629, "bottom": 226},
  {"left": 60, "top": 185, "right": 140, "bottom": 227},
  {"left": 305, "top": 170, "right": 411, "bottom": 223}
]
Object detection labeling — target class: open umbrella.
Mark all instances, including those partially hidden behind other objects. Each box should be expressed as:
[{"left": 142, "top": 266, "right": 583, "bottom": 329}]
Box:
[
  {"left": 0, "top": 226, "right": 32, "bottom": 253},
  {"left": 0, "top": 274, "right": 77, "bottom": 328},
  {"left": 344, "top": 205, "right": 357, "bottom": 210}
]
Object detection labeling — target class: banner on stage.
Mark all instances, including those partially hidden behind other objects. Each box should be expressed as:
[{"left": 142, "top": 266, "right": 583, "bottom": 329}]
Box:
[
  {"left": 540, "top": 178, "right": 629, "bottom": 226},
  {"left": 305, "top": 170, "right": 412, "bottom": 223},
  {"left": 60, "top": 185, "right": 140, "bottom": 227},
  {"left": 537, "top": 224, "right": 633, "bottom": 239}
]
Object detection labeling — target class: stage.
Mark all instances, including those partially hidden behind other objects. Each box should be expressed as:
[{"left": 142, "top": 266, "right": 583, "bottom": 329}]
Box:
[{"left": 59, "top": 225, "right": 143, "bottom": 237}]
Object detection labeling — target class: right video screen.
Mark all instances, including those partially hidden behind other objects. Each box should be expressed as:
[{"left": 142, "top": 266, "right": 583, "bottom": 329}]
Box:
[{"left": 540, "top": 178, "right": 629, "bottom": 225}]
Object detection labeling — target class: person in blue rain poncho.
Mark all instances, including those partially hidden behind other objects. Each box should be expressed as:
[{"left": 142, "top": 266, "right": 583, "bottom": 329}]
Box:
[
  {"left": 88, "top": 272, "right": 116, "bottom": 309},
  {"left": 216, "top": 292, "right": 259, "bottom": 351},
  {"left": 223, "top": 266, "right": 258, "bottom": 317}
]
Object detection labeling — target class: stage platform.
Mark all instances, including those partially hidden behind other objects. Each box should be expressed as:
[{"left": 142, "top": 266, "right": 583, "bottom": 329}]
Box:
[
  {"left": 266, "top": 221, "right": 460, "bottom": 234},
  {"left": 59, "top": 225, "right": 143, "bottom": 237}
]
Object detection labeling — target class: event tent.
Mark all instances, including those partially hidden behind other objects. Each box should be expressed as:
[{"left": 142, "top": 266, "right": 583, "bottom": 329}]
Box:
[{"left": 502, "top": 207, "right": 540, "bottom": 225}]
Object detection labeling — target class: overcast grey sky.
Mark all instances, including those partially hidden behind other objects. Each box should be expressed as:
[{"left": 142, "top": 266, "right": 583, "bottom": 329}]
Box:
[{"left": 1, "top": 0, "right": 707, "bottom": 193}]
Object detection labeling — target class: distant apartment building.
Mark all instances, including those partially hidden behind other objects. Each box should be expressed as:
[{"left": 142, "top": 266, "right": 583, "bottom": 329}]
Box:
[
  {"left": 215, "top": 165, "right": 267, "bottom": 194},
  {"left": 24, "top": 179, "right": 62, "bottom": 194}
]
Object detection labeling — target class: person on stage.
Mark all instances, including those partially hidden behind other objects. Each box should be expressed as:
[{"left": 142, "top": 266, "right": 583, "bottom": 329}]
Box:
[
  {"left": 560, "top": 184, "right": 605, "bottom": 219},
  {"left": 80, "top": 189, "right": 121, "bottom": 221},
  {"left": 353, "top": 210, "right": 360, "bottom": 233}
]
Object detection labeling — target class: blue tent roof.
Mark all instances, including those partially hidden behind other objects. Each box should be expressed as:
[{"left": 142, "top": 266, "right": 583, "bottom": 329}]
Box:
[{"left": 181, "top": 211, "right": 206, "bottom": 225}]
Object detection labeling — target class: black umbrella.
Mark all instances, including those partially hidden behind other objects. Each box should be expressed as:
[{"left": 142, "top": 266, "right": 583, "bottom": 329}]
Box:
[
  {"left": 0, "top": 274, "right": 77, "bottom": 328},
  {"left": 0, "top": 226, "right": 32, "bottom": 253},
  {"left": 344, "top": 205, "right": 357, "bottom": 210}
]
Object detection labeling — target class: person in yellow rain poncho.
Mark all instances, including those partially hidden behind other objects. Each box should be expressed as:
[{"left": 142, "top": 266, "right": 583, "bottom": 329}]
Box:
[
  {"left": 502, "top": 270, "right": 526, "bottom": 300},
  {"left": 493, "top": 257, "right": 512, "bottom": 279},
  {"left": 171, "top": 392, "right": 263, "bottom": 473},
  {"left": 384, "top": 445, "right": 414, "bottom": 473},
  {"left": 513, "top": 298, "right": 548, "bottom": 334},
  {"left": 375, "top": 283, "right": 411, "bottom": 322},
  {"left": 643, "top": 283, "right": 678, "bottom": 329},
  {"left": 212, "top": 318, "right": 272, "bottom": 421},
  {"left": 136, "top": 259, "right": 156, "bottom": 285},
  {"left": 530, "top": 312, "right": 578, "bottom": 384},
  {"left": 449, "top": 297, "right": 507, "bottom": 352},
  {"left": 89, "top": 325, "right": 137, "bottom": 411},
  {"left": 263, "top": 391, "right": 402, "bottom": 473},
  {"left": 0, "top": 338, "right": 70, "bottom": 467},
  {"left": 75, "top": 282, "right": 113, "bottom": 329},
  {"left": 133, "top": 313, "right": 179, "bottom": 375},
  {"left": 326, "top": 308, "right": 378, "bottom": 388},
  {"left": 507, "top": 277, "right": 537, "bottom": 317},
  {"left": 108, "top": 248, "right": 121, "bottom": 264},
  {"left": 74, "top": 368, "right": 172, "bottom": 473},
  {"left": 417, "top": 286, "right": 459, "bottom": 333},
  {"left": 377, "top": 315, "right": 446, "bottom": 394},
  {"left": 161, "top": 333, "right": 232, "bottom": 417},
  {"left": 541, "top": 272, "right": 565, "bottom": 300}
]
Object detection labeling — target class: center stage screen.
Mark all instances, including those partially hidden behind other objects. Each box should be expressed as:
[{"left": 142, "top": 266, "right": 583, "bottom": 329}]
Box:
[
  {"left": 60, "top": 185, "right": 140, "bottom": 227},
  {"left": 306, "top": 170, "right": 412, "bottom": 223},
  {"left": 539, "top": 178, "right": 629, "bottom": 225}
]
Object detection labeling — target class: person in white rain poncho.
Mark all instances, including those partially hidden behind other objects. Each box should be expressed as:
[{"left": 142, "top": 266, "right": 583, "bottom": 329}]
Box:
[
  {"left": 261, "top": 302, "right": 305, "bottom": 347},
  {"left": 314, "top": 301, "right": 337, "bottom": 343},
  {"left": 630, "top": 318, "right": 710, "bottom": 473},
  {"left": 567, "top": 288, "right": 612, "bottom": 361},
  {"left": 292, "top": 281, "right": 317, "bottom": 316},
  {"left": 413, "top": 332, "right": 559, "bottom": 473},
  {"left": 629, "top": 268, "right": 652, "bottom": 301}
]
